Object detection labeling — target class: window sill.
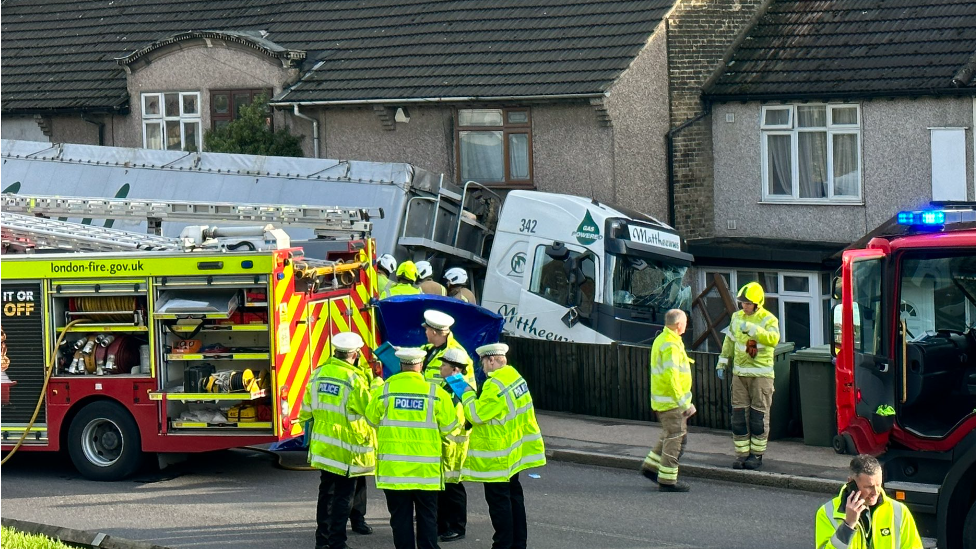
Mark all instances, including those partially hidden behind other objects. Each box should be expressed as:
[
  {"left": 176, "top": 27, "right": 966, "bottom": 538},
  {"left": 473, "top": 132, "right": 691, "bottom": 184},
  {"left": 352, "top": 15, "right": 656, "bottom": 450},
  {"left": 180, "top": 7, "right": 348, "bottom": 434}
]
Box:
[
  {"left": 481, "top": 182, "right": 536, "bottom": 190},
  {"left": 759, "top": 199, "right": 863, "bottom": 206}
]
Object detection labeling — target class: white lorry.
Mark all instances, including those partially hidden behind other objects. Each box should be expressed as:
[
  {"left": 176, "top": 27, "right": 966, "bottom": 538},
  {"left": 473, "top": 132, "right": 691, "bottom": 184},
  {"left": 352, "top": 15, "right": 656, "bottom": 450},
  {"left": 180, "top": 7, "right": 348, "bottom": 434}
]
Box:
[{"left": 1, "top": 139, "right": 692, "bottom": 344}]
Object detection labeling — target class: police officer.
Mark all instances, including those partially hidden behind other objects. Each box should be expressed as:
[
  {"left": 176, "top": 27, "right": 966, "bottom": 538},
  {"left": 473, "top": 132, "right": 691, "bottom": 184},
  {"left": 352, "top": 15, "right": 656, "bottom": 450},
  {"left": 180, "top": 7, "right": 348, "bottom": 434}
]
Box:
[
  {"left": 461, "top": 343, "right": 546, "bottom": 549},
  {"left": 420, "top": 310, "right": 475, "bottom": 386},
  {"left": 376, "top": 254, "right": 398, "bottom": 298},
  {"left": 416, "top": 261, "right": 447, "bottom": 296},
  {"left": 365, "top": 347, "right": 458, "bottom": 549},
  {"left": 383, "top": 260, "right": 422, "bottom": 298},
  {"left": 437, "top": 347, "right": 474, "bottom": 542},
  {"left": 298, "top": 332, "right": 375, "bottom": 549},
  {"left": 443, "top": 267, "right": 477, "bottom": 305},
  {"left": 640, "top": 309, "right": 695, "bottom": 492},
  {"left": 348, "top": 345, "right": 383, "bottom": 536},
  {"left": 716, "top": 282, "right": 781, "bottom": 470}
]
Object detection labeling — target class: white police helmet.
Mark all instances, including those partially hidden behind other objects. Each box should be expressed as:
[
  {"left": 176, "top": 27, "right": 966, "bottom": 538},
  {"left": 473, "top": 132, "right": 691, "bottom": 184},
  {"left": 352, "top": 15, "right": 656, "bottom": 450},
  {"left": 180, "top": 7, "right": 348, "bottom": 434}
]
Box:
[
  {"left": 416, "top": 260, "right": 433, "bottom": 279},
  {"left": 444, "top": 267, "right": 468, "bottom": 286}
]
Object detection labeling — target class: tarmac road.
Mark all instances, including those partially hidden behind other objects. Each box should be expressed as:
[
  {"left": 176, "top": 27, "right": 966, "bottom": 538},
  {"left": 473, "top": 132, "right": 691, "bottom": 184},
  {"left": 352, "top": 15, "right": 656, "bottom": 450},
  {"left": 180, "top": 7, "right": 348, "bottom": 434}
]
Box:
[{"left": 0, "top": 448, "right": 827, "bottom": 548}]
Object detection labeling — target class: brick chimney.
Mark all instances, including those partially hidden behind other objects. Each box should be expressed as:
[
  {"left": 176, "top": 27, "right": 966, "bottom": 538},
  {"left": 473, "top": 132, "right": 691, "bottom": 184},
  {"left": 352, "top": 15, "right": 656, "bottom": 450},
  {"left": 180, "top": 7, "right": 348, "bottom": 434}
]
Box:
[{"left": 666, "top": 0, "right": 770, "bottom": 238}]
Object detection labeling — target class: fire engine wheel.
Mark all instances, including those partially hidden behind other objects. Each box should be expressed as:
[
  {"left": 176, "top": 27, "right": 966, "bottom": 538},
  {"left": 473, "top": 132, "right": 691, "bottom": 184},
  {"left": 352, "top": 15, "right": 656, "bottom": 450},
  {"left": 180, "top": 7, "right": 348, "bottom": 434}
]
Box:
[
  {"left": 964, "top": 501, "right": 976, "bottom": 549},
  {"left": 67, "top": 401, "right": 142, "bottom": 481},
  {"left": 832, "top": 433, "right": 856, "bottom": 455}
]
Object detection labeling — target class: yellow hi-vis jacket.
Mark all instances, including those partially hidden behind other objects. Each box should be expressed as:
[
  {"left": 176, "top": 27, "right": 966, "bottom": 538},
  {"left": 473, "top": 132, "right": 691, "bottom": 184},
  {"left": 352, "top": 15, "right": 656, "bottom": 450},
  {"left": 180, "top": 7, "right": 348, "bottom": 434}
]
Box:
[
  {"left": 364, "top": 371, "right": 458, "bottom": 491},
  {"left": 422, "top": 333, "right": 476, "bottom": 386},
  {"left": 440, "top": 378, "right": 474, "bottom": 483},
  {"left": 650, "top": 326, "right": 693, "bottom": 413},
  {"left": 298, "top": 356, "right": 375, "bottom": 476},
  {"left": 718, "top": 308, "right": 780, "bottom": 377},
  {"left": 815, "top": 486, "right": 923, "bottom": 549},
  {"left": 385, "top": 282, "right": 422, "bottom": 298},
  {"left": 460, "top": 364, "right": 546, "bottom": 482}
]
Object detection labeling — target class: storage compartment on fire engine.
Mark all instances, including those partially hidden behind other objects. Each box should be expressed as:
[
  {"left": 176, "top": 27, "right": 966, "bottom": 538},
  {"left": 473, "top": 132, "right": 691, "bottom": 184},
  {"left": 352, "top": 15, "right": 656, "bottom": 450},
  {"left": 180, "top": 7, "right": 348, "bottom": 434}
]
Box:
[
  {"left": 50, "top": 278, "right": 152, "bottom": 376},
  {"left": 150, "top": 275, "right": 274, "bottom": 432}
]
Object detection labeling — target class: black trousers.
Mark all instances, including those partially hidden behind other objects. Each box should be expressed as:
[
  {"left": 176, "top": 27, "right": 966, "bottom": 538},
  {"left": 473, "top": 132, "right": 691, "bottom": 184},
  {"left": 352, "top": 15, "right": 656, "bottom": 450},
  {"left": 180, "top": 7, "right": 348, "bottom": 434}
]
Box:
[
  {"left": 437, "top": 482, "right": 467, "bottom": 535},
  {"left": 385, "top": 489, "right": 440, "bottom": 549},
  {"left": 349, "top": 476, "right": 367, "bottom": 524},
  {"left": 316, "top": 470, "right": 356, "bottom": 549},
  {"left": 483, "top": 473, "right": 527, "bottom": 549}
]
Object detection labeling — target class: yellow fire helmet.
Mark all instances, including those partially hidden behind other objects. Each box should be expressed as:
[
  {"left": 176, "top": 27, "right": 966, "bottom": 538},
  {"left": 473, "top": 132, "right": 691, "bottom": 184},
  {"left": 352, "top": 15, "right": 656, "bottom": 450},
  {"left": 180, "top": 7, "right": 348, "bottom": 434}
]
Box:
[
  {"left": 397, "top": 260, "right": 419, "bottom": 283},
  {"left": 736, "top": 282, "right": 765, "bottom": 308}
]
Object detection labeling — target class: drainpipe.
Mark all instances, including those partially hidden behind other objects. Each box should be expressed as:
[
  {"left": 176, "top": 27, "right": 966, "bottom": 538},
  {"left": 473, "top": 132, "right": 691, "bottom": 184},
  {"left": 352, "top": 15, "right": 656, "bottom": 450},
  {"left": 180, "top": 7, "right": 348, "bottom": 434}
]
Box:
[
  {"left": 666, "top": 101, "right": 711, "bottom": 228},
  {"left": 292, "top": 104, "right": 320, "bottom": 158},
  {"left": 80, "top": 113, "right": 105, "bottom": 146}
]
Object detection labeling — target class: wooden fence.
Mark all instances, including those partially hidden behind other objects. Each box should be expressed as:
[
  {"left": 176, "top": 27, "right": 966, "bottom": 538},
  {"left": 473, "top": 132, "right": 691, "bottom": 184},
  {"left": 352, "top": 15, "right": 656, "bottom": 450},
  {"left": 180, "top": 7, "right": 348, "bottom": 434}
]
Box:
[{"left": 503, "top": 336, "right": 734, "bottom": 430}]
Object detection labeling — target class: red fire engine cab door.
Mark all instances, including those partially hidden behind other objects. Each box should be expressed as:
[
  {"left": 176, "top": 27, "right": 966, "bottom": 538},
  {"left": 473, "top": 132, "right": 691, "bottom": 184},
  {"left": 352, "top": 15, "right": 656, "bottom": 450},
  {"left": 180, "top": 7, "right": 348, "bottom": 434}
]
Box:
[{"left": 846, "top": 253, "right": 897, "bottom": 449}]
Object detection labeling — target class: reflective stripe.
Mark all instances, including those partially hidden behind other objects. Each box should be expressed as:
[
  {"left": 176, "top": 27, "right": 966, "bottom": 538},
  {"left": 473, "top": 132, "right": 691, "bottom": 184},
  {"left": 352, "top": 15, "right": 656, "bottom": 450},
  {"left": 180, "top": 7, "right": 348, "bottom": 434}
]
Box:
[
  {"left": 301, "top": 404, "right": 312, "bottom": 414},
  {"left": 735, "top": 343, "right": 747, "bottom": 352},
  {"left": 377, "top": 475, "right": 442, "bottom": 486},
  {"left": 349, "top": 464, "right": 374, "bottom": 475},
  {"left": 315, "top": 403, "right": 344, "bottom": 414},
  {"left": 378, "top": 454, "right": 441, "bottom": 464},
  {"left": 311, "top": 432, "right": 373, "bottom": 454},
  {"left": 737, "top": 365, "right": 774, "bottom": 376},
  {"left": 446, "top": 434, "right": 468, "bottom": 444},
  {"left": 514, "top": 402, "right": 534, "bottom": 416},
  {"left": 676, "top": 392, "right": 692, "bottom": 409},
  {"left": 380, "top": 419, "right": 436, "bottom": 429},
  {"left": 445, "top": 470, "right": 461, "bottom": 480},
  {"left": 718, "top": 357, "right": 729, "bottom": 366},
  {"left": 310, "top": 453, "right": 374, "bottom": 474},
  {"left": 821, "top": 502, "right": 838, "bottom": 529},
  {"left": 892, "top": 502, "right": 902, "bottom": 548},
  {"left": 829, "top": 533, "right": 849, "bottom": 549},
  {"left": 442, "top": 419, "right": 459, "bottom": 433},
  {"left": 464, "top": 395, "right": 483, "bottom": 424},
  {"left": 462, "top": 468, "right": 511, "bottom": 479},
  {"left": 467, "top": 432, "right": 543, "bottom": 459}
]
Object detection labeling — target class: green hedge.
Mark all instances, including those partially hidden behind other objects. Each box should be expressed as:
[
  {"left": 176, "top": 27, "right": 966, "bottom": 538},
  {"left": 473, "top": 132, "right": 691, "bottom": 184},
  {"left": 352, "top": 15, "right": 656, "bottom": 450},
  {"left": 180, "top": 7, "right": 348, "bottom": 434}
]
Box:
[{"left": 1, "top": 527, "right": 75, "bottom": 549}]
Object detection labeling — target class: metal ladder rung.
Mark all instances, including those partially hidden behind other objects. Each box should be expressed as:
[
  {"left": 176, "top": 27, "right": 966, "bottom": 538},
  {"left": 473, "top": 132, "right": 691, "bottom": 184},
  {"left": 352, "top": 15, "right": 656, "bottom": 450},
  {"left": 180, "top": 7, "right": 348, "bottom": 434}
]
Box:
[{"left": 0, "top": 212, "right": 182, "bottom": 252}]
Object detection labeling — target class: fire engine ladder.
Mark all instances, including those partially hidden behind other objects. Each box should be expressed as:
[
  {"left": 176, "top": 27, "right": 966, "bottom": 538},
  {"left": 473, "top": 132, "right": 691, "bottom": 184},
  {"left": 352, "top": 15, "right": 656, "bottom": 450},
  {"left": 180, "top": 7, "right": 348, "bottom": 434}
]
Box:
[
  {"left": 0, "top": 211, "right": 183, "bottom": 252},
  {"left": 1, "top": 194, "right": 380, "bottom": 240},
  {"left": 1, "top": 194, "right": 378, "bottom": 276}
]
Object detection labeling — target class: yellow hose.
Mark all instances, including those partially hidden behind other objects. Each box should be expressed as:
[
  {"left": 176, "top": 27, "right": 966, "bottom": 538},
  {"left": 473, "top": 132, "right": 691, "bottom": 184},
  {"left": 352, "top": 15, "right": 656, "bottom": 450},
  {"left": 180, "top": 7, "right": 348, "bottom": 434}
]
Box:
[{"left": 1, "top": 319, "right": 87, "bottom": 465}]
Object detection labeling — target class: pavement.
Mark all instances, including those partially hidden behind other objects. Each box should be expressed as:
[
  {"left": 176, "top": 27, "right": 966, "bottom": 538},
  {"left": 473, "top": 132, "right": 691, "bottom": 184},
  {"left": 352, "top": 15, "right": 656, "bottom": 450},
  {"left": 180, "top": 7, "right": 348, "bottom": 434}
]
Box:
[{"left": 538, "top": 410, "right": 851, "bottom": 494}]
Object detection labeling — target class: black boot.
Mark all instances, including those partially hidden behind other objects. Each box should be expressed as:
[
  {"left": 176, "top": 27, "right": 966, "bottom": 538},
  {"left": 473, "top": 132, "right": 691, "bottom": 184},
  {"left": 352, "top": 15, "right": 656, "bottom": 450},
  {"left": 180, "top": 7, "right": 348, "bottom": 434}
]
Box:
[
  {"left": 743, "top": 454, "right": 763, "bottom": 470},
  {"left": 733, "top": 455, "right": 749, "bottom": 469},
  {"left": 640, "top": 465, "right": 658, "bottom": 482},
  {"left": 658, "top": 481, "right": 691, "bottom": 492}
]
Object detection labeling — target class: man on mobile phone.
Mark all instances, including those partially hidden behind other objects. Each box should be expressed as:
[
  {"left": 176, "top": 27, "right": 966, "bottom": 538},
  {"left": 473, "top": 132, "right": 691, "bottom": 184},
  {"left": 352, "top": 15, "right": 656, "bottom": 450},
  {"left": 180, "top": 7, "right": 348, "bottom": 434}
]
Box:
[{"left": 815, "top": 454, "right": 923, "bottom": 549}]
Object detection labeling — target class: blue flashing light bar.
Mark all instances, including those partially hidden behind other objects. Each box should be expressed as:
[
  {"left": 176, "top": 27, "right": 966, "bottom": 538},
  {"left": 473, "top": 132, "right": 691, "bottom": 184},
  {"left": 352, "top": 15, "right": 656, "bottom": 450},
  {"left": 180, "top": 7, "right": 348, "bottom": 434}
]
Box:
[{"left": 897, "top": 210, "right": 946, "bottom": 226}]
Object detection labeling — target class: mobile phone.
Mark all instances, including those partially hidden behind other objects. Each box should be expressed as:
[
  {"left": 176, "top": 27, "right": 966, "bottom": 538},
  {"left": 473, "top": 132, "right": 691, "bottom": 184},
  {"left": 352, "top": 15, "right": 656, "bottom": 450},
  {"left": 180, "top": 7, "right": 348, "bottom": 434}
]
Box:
[{"left": 843, "top": 480, "right": 859, "bottom": 502}]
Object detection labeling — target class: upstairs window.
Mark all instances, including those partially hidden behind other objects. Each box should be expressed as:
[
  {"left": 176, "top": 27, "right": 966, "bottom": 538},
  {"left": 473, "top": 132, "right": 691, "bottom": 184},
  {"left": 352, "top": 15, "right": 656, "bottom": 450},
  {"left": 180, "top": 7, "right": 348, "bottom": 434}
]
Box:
[
  {"left": 761, "top": 104, "right": 861, "bottom": 202},
  {"left": 142, "top": 92, "right": 201, "bottom": 152},
  {"left": 210, "top": 89, "right": 273, "bottom": 131},
  {"left": 456, "top": 108, "right": 532, "bottom": 186}
]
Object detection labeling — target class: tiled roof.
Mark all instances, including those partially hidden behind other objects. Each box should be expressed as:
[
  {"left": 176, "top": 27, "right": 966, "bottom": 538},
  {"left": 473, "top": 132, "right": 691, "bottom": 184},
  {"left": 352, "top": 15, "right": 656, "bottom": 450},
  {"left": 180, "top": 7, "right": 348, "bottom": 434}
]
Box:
[
  {"left": 1, "top": 0, "right": 675, "bottom": 113},
  {"left": 704, "top": 0, "right": 976, "bottom": 100}
]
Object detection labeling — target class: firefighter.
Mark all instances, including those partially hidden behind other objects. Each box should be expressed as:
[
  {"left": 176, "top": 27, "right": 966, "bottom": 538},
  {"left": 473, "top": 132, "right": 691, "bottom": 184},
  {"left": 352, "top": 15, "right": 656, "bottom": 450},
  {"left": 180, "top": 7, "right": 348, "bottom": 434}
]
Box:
[
  {"left": 816, "top": 454, "right": 923, "bottom": 549},
  {"left": 444, "top": 267, "right": 477, "bottom": 305},
  {"left": 297, "top": 331, "right": 375, "bottom": 549},
  {"left": 460, "top": 343, "right": 546, "bottom": 549},
  {"left": 437, "top": 347, "right": 474, "bottom": 542},
  {"left": 416, "top": 261, "right": 447, "bottom": 296},
  {"left": 641, "top": 309, "right": 696, "bottom": 492},
  {"left": 365, "top": 347, "right": 458, "bottom": 549},
  {"left": 420, "top": 310, "right": 475, "bottom": 386},
  {"left": 716, "top": 282, "right": 780, "bottom": 470},
  {"left": 384, "top": 260, "right": 422, "bottom": 298},
  {"left": 377, "top": 254, "right": 398, "bottom": 298}
]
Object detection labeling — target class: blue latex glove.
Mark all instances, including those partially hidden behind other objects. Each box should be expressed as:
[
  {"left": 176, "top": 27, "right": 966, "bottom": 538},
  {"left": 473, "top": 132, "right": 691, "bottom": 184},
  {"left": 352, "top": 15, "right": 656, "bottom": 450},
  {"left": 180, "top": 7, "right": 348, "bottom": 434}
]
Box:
[
  {"left": 716, "top": 368, "right": 725, "bottom": 380},
  {"left": 445, "top": 373, "right": 470, "bottom": 399}
]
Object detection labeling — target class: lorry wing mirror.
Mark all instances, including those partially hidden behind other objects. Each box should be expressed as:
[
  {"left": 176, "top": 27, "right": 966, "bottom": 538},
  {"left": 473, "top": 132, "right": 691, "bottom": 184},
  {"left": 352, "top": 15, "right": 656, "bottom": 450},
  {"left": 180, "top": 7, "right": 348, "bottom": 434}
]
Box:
[
  {"left": 562, "top": 307, "right": 580, "bottom": 328},
  {"left": 546, "top": 242, "right": 570, "bottom": 260},
  {"left": 832, "top": 276, "right": 842, "bottom": 300}
]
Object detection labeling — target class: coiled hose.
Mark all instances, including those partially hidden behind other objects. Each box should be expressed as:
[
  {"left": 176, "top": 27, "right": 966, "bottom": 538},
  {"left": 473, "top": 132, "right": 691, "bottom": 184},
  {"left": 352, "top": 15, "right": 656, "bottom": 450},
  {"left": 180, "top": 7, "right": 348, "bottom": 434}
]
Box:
[
  {"left": 1, "top": 319, "right": 86, "bottom": 465},
  {"left": 71, "top": 296, "right": 139, "bottom": 323}
]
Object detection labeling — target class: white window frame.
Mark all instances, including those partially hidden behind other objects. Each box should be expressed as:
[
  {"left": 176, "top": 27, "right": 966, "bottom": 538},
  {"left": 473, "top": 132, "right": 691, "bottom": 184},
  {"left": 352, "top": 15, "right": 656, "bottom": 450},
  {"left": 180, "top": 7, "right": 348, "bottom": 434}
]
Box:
[
  {"left": 697, "top": 269, "right": 825, "bottom": 349},
  {"left": 141, "top": 92, "right": 202, "bottom": 152},
  {"left": 760, "top": 104, "right": 862, "bottom": 204}
]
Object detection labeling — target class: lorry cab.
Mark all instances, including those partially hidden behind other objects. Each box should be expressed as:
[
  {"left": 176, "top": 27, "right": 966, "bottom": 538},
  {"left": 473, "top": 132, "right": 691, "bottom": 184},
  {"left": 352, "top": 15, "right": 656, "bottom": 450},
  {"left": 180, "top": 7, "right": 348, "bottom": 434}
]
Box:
[{"left": 482, "top": 191, "right": 694, "bottom": 345}]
